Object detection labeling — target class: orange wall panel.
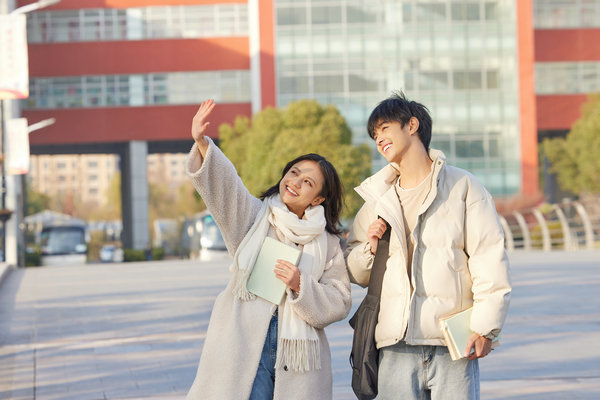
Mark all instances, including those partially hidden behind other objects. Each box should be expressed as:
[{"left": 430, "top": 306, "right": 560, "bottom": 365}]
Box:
[
  {"left": 24, "top": 103, "right": 251, "bottom": 145},
  {"left": 259, "top": 0, "right": 276, "bottom": 108},
  {"left": 517, "top": 0, "right": 539, "bottom": 197},
  {"left": 535, "top": 29, "right": 600, "bottom": 62},
  {"left": 29, "top": 38, "right": 249, "bottom": 77},
  {"left": 536, "top": 95, "right": 588, "bottom": 131},
  {"left": 17, "top": 0, "right": 245, "bottom": 10}
]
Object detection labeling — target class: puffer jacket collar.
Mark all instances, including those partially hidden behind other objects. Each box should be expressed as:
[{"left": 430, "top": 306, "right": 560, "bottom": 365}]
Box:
[{"left": 354, "top": 149, "right": 447, "bottom": 255}]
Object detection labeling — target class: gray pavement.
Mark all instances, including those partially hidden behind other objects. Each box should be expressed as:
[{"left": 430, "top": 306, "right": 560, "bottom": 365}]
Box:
[{"left": 0, "top": 250, "right": 599, "bottom": 399}]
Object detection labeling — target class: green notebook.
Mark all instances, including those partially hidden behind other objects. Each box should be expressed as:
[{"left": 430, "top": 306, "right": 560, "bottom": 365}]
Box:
[
  {"left": 246, "top": 236, "right": 302, "bottom": 305},
  {"left": 440, "top": 307, "right": 500, "bottom": 360}
]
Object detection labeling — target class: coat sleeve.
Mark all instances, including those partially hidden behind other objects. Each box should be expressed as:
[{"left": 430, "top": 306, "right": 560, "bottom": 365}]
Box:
[
  {"left": 185, "top": 138, "right": 262, "bottom": 255},
  {"left": 464, "top": 188, "right": 512, "bottom": 338},
  {"left": 286, "top": 239, "right": 352, "bottom": 329},
  {"left": 344, "top": 203, "right": 376, "bottom": 287}
]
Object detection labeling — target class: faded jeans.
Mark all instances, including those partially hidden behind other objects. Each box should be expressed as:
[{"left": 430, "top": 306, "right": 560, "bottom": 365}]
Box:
[
  {"left": 249, "top": 311, "right": 278, "bottom": 400},
  {"left": 378, "top": 341, "right": 480, "bottom": 400}
]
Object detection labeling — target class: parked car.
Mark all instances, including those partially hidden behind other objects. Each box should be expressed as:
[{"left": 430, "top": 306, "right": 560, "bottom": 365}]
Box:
[{"left": 99, "top": 245, "right": 124, "bottom": 263}]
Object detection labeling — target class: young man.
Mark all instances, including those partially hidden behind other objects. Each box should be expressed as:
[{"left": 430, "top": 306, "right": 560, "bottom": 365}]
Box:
[{"left": 345, "top": 92, "right": 511, "bottom": 399}]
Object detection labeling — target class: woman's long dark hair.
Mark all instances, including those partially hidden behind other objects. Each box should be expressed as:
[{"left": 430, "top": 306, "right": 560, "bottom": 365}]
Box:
[{"left": 260, "top": 154, "right": 343, "bottom": 235}]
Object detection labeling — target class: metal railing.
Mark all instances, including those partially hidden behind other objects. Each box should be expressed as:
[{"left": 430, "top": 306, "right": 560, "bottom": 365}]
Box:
[{"left": 499, "top": 197, "right": 600, "bottom": 251}]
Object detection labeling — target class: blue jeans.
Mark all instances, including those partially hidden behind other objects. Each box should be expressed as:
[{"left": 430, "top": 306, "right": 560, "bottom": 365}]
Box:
[
  {"left": 378, "top": 341, "right": 480, "bottom": 400},
  {"left": 249, "top": 311, "right": 278, "bottom": 400}
]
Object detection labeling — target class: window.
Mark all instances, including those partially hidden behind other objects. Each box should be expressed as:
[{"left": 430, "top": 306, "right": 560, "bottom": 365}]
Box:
[
  {"left": 454, "top": 71, "right": 482, "bottom": 90},
  {"left": 451, "top": 3, "right": 480, "bottom": 21},
  {"left": 25, "top": 70, "right": 251, "bottom": 110},
  {"left": 486, "top": 71, "right": 499, "bottom": 89},
  {"left": 346, "top": 6, "right": 377, "bottom": 23},
  {"left": 313, "top": 75, "right": 344, "bottom": 93},
  {"left": 416, "top": 3, "right": 446, "bottom": 21},
  {"left": 419, "top": 72, "right": 449, "bottom": 91},
  {"left": 278, "top": 7, "right": 306, "bottom": 25},
  {"left": 349, "top": 75, "right": 379, "bottom": 92},
  {"left": 456, "top": 138, "right": 485, "bottom": 158},
  {"left": 27, "top": 4, "right": 249, "bottom": 43},
  {"left": 312, "top": 6, "right": 342, "bottom": 25}
]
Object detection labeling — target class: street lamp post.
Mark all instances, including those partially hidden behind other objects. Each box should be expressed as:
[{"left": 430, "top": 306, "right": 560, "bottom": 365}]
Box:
[
  {"left": 10, "top": 0, "right": 60, "bottom": 15},
  {"left": 0, "top": 0, "right": 61, "bottom": 263},
  {"left": 0, "top": 100, "right": 11, "bottom": 261}
]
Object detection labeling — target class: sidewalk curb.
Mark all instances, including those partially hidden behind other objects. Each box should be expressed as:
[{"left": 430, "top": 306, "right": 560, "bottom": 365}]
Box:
[{"left": 0, "top": 263, "right": 15, "bottom": 287}]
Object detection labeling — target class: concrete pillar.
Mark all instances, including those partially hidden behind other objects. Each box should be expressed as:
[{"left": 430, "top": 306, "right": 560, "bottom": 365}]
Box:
[{"left": 120, "top": 141, "right": 149, "bottom": 250}]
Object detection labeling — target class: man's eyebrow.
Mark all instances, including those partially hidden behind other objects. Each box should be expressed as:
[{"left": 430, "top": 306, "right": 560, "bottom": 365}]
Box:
[{"left": 376, "top": 120, "right": 389, "bottom": 129}]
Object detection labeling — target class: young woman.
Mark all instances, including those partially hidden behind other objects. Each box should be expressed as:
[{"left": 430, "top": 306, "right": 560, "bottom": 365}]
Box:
[{"left": 185, "top": 100, "right": 352, "bottom": 400}]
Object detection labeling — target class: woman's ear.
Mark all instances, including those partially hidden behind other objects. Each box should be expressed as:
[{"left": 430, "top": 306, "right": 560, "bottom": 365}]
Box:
[{"left": 311, "top": 196, "right": 325, "bottom": 206}]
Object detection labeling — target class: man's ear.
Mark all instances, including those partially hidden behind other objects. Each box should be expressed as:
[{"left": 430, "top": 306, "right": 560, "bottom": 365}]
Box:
[
  {"left": 408, "top": 117, "right": 420, "bottom": 135},
  {"left": 311, "top": 196, "right": 325, "bottom": 206}
]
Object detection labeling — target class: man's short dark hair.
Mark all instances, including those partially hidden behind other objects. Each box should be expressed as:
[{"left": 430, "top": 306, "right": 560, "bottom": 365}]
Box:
[{"left": 367, "top": 91, "right": 433, "bottom": 152}]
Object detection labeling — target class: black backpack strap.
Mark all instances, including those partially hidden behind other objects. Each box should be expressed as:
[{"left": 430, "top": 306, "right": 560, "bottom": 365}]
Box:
[{"left": 366, "top": 219, "right": 391, "bottom": 298}]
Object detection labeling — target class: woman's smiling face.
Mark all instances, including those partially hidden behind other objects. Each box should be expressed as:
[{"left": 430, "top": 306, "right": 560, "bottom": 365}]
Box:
[{"left": 279, "top": 160, "right": 325, "bottom": 218}]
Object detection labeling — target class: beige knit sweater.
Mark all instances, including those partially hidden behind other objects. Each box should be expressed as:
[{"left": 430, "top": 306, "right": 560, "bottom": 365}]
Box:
[{"left": 184, "top": 138, "right": 352, "bottom": 400}]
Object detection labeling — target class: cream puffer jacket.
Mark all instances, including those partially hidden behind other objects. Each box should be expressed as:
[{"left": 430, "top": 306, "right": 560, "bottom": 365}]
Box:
[{"left": 345, "top": 149, "right": 511, "bottom": 348}]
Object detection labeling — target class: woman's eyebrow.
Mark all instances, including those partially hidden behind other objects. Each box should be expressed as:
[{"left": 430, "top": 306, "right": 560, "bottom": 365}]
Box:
[{"left": 293, "top": 167, "right": 318, "bottom": 184}]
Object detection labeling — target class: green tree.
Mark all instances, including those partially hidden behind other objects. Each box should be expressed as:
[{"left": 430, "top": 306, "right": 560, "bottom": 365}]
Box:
[
  {"left": 544, "top": 93, "right": 600, "bottom": 194},
  {"left": 219, "top": 100, "right": 371, "bottom": 218},
  {"left": 174, "top": 182, "right": 206, "bottom": 217},
  {"left": 25, "top": 180, "right": 51, "bottom": 216}
]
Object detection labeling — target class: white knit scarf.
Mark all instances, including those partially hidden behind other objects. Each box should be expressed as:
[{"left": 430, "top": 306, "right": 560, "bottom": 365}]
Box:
[{"left": 231, "top": 195, "right": 327, "bottom": 372}]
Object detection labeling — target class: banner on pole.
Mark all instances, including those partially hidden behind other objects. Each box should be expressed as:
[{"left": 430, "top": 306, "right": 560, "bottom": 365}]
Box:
[
  {"left": 6, "top": 118, "right": 30, "bottom": 175},
  {"left": 0, "top": 14, "right": 29, "bottom": 100}
]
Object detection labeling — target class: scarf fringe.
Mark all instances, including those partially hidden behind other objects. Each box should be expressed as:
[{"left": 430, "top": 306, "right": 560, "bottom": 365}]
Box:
[
  {"left": 232, "top": 269, "right": 255, "bottom": 301},
  {"left": 275, "top": 338, "right": 321, "bottom": 373}
]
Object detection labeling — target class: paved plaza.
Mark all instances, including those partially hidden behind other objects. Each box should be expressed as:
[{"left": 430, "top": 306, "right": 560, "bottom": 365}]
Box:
[{"left": 0, "top": 250, "right": 599, "bottom": 399}]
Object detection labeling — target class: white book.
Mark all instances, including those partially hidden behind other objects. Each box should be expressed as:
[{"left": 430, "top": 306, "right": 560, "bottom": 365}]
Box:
[
  {"left": 246, "top": 237, "right": 301, "bottom": 305},
  {"left": 440, "top": 307, "right": 500, "bottom": 361}
]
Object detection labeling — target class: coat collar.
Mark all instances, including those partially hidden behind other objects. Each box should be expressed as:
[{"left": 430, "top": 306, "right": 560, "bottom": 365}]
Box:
[{"left": 355, "top": 148, "right": 447, "bottom": 209}]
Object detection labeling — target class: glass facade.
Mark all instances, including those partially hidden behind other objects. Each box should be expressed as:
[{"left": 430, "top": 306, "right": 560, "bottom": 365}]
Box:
[
  {"left": 534, "top": 0, "right": 600, "bottom": 28},
  {"left": 536, "top": 62, "right": 600, "bottom": 94},
  {"left": 274, "top": 0, "right": 521, "bottom": 196},
  {"left": 27, "top": 4, "right": 248, "bottom": 43},
  {"left": 24, "top": 70, "right": 251, "bottom": 109}
]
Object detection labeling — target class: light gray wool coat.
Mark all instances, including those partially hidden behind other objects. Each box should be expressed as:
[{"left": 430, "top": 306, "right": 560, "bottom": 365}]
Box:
[{"left": 184, "top": 138, "right": 352, "bottom": 400}]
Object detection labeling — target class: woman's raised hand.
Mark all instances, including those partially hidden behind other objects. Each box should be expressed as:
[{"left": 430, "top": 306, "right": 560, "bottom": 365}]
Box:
[{"left": 192, "top": 99, "right": 216, "bottom": 158}]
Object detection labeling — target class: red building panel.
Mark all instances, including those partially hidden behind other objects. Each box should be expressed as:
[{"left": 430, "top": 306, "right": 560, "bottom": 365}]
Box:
[
  {"left": 17, "top": 0, "right": 245, "bottom": 10},
  {"left": 535, "top": 29, "right": 600, "bottom": 62},
  {"left": 536, "top": 94, "right": 588, "bottom": 131},
  {"left": 29, "top": 38, "right": 249, "bottom": 77},
  {"left": 517, "top": 0, "right": 539, "bottom": 196},
  {"left": 24, "top": 103, "right": 252, "bottom": 145}
]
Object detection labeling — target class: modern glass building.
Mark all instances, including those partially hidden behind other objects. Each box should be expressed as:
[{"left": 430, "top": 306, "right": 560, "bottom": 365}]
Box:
[
  {"left": 23, "top": 0, "right": 600, "bottom": 204},
  {"left": 274, "top": 0, "right": 529, "bottom": 197}
]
